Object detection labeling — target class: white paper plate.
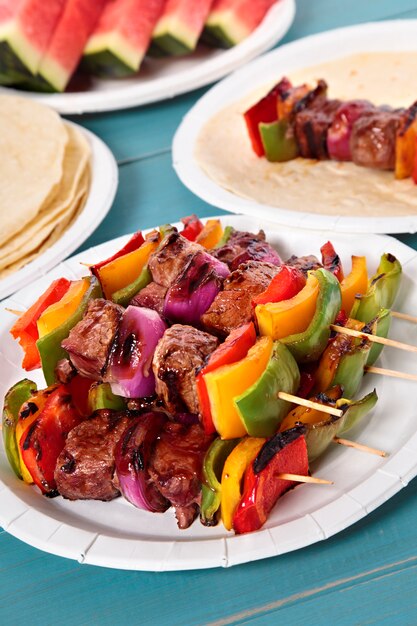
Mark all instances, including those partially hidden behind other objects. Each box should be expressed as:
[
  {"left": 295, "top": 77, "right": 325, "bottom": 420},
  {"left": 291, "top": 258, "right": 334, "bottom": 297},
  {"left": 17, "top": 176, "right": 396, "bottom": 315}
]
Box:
[
  {"left": 0, "top": 123, "right": 118, "bottom": 301},
  {"left": 173, "top": 20, "right": 417, "bottom": 234},
  {"left": 0, "top": 0, "right": 295, "bottom": 115},
  {"left": 1, "top": 214, "right": 417, "bottom": 571}
]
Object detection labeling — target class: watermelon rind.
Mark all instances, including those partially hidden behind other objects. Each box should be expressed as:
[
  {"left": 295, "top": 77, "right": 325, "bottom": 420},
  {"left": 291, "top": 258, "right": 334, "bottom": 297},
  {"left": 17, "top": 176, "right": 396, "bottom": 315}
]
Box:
[
  {"left": 83, "top": 31, "right": 145, "bottom": 77},
  {"left": 0, "top": 20, "right": 41, "bottom": 83},
  {"left": 204, "top": 10, "right": 250, "bottom": 48},
  {"left": 152, "top": 16, "right": 197, "bottom": 55}
]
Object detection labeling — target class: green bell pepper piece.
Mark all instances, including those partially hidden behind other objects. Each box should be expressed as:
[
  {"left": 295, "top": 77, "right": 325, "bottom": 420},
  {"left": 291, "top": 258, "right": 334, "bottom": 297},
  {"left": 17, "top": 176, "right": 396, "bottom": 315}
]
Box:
[
  {"left": 332, "top": 339, "right": 371, "bottom": 398},
  {"left": 37, "top": 276, "right": 102, "bottom": 386},
  {"left": 259, "top": 119, "right": 299, "bottom": 162},
  {"left": 304, "top": 389, "right": 378, "bottom": 462},
  {"left": 2, "top": 379, "right": 37, "bottom": 479},
  {"left": 234, "top": 341, "right": 300, "bottom": 437},
  {"left": 364, "top": 308, "right": 392, "bottom": 366},
  {"left": 214, "top": 225, "right": 234, "bottom": 249},
  {"left": 351, "top": 253, "right": 402, "bottom": 322},
  {"left": 337, "top": 389, "right": 378, "bottom": 434},
  {"left": 88, "top": 382, "right": 126, "bottom": 412},
  {"left": 111, "top": 266, "right": 152, "bottom": 307},
  {"left": 200, "top": 437, "right": 240, "bottom": 526},
  {"left": 282, "top": 268, "right": 342, "bottom": 363}
]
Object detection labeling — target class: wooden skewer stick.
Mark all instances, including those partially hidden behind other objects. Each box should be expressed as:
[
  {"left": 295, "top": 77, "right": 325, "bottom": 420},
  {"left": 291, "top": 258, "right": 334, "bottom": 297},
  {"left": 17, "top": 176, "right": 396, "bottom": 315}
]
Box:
[
  {"left": 366, "top": 365, "right": 417, "bottom": 382},
  {"left": 5, "top": 307, "right": 23, "bottom": 316},
  {"left": 277, "top": 391, "right": 343, "bottom": 418},
  {"left": 276, "top": 473, "right": 333, "bottom": 485},
  {"left": 392, "top": 311, "right": 417, "bottom": 323},
  {"left": 333, "top": 437, "right": 387, "bottom": 457},
  {"left": 330, "top": 324, "right": 417, "bottom": 354}
]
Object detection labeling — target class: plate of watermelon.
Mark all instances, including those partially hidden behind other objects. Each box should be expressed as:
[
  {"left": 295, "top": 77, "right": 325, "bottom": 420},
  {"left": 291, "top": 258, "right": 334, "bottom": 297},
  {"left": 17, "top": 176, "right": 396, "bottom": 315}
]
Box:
[{"left": 0, "top": 0, "right": 295, "bottom": 114}]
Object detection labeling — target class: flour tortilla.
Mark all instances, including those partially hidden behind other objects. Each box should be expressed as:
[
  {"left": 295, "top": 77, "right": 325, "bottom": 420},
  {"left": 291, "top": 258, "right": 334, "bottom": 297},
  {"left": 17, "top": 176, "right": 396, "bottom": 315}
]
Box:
[
  {"left": 0, "top": 95, "right": 68, "bottom": 245},
  {"left": 0, "top": 124, "right": 91, "bottom": 266},
  {"left": 195, "top": 52, "right": 417, "bottom": 218}
]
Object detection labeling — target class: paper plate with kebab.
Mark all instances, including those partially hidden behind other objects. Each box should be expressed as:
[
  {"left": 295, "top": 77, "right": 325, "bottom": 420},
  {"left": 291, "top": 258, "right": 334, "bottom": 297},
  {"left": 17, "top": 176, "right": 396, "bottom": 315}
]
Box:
[
  {"left": 174, "top": 20, "right": 417, "bottom": 234},
  {"left": 0, "top": 94, "right": 118, "bottom": 300},
  {"left": 1, "top": 213, "right": 417, "bottom": 571}
]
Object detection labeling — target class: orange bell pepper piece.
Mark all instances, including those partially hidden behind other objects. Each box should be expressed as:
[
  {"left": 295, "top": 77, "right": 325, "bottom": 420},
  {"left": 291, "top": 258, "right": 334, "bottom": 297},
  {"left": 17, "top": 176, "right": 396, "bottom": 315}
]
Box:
[
  {"left": 256, "top": 273, "right": 319, "bottom": 340},
  {"left": 204, "top": 336, "right": 273, "bottom": 439},
  {"left": 221, "top": 437, "right": 266, "bottom": 530},
  {"left": 395, "top": 104, "right": 417, "bottom": 179},
  {"left": 37, "top": 278, "right": 90, "bottom": 338},
  {"left": 279, "top": 386, "right": 343, "bottom": 431},
  {"left": 97, "top": 233, "right": 160, "bottom": 299},
  {"left": 195, "top": 219, "right": 223, "bottom": 249},
  {"left": 340, "top": 256, "right": 368, "bottom": 316}
]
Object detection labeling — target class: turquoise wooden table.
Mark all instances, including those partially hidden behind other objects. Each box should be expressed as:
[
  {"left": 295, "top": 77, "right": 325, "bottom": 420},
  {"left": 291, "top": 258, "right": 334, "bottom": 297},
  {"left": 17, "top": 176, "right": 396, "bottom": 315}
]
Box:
[{"left": 2, "top": 1, "right": 417, "bottom": 624}]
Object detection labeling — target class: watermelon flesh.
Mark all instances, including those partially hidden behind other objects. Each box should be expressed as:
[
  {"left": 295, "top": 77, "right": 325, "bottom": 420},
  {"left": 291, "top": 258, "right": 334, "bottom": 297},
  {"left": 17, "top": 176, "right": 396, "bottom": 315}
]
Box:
[
  {"left": 36, "top": 0, "right": 108, "bottom": 92},
  {"left": 205, "top": 0, "right": 279, "bottom": 48},
  {"left": 83, "top": 0, "right": 166, "bottom": 78},
  {"left": 153, "top": 0, "right": 214, "bottom": 56},
  {"left": 0, "top": 0, "right": 66, "bottom": 83}
]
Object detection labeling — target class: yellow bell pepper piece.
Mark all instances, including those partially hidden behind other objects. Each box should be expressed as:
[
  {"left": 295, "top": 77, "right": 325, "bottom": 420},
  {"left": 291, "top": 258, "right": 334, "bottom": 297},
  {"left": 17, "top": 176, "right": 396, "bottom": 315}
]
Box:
[
  {"left": 221, "top": 437, "right": 266, "bottom": 530},
  {"left": 256, "top": 273, "right": 319, "bottom": 340},
  {"left": 98, "top": 235, "right": 160, "bottom": 299},
  {"left": 279, "top": 386, "right": 343, "bottom": 431},
  {"left": 37, "top": 279, "right": 89, "bottom": 338},
  {"left": 340, "top": 256, "right": 368, "bottom": 316},
  {"left": 196, "top": 219, "right": 223, "bottom": 249},
  {"left": 204, "top": 336, "right": 273, "bottom": 439}
]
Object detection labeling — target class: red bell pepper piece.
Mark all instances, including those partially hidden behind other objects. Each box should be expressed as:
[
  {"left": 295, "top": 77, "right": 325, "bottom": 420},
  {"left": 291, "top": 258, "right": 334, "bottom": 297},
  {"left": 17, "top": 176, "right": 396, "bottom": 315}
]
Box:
[
  {"left": 90, "top": 230, "right": 145, "bottom": 277},
  {"left": 244, "top": 78, "right": 292, "bottom": 157},
  {"left": 196, "top": 322, "right": 257, "bottom": 435},
  {"left": 181, "top": 214, "right": 204, "bottom": 241},
  {"left": 253, "top": 265, "right": 306, "bottom": 306},
  {"left": 297, "top": 369, "right": 315, "bottom": 399},
  {"left": 68, "top": 375, "right": 94, "bottom": 418},
  {"left": 320, "top": 241, "right": 344, "bottom": 282},
  {"left": 20, "top": 384, "right": 83, "bottom": 495},
  {"left": 10, "top": 278, "right": 71, "bottom": 371},
  {"left": 233, "top": 427, "right": 308, "bottom": 534}
]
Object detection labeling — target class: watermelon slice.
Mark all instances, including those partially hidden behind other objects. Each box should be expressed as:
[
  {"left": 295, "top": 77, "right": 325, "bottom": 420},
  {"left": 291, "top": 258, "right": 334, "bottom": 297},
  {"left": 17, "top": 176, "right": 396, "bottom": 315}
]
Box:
[
  {"left": 33, "top": 0, "right": 108, "bottom": 92},
  {"left": 204, "top": 0, "right": 279, "bottom": 48},
  {"left": 83, "top": 0, "right": 166, "bottom": 78},
  {"left": 0, "top": 0, "right": 66, "bottom": 84},
  {"left": 152, "top": 0, "right": 214, "bottom": 56}
]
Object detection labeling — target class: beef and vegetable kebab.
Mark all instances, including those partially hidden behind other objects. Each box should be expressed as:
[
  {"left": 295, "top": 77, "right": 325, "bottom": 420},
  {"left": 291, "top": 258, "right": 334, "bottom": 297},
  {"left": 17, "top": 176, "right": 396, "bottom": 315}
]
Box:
[{"left": 3, "top": 216, "right": 402, "bottom": 534}]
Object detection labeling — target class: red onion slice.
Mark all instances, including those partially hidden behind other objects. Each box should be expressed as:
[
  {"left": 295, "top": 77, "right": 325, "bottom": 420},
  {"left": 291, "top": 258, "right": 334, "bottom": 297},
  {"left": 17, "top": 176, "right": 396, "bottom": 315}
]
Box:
[
  {"left": 327, "top": 100, "right": 374, "bottom": 161},
  {"left": 105, "top": 307, "right": 167, "bottom": 398},
  {"left": 115, "top": 412, "right": 169, "bottom": 512}
]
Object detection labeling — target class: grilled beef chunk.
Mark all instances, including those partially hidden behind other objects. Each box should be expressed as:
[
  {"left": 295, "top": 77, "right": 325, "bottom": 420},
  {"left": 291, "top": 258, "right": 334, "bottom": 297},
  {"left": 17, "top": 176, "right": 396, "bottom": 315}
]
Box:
[
  {"left": 285, "top": 254, "right": 322, "bottom": 276},
  {"left": 201, "top": 261, "right": 279, "bottom": 336},
  {"left": 61, "top": 299, "right": 123, "bottom": 380},
  {"left": 350, "top": 109, "right": 401, "bottom": 170},
  {"left": 130, "top": 282, "right": 167, "bottom": 315},
  {"left": 294, "top": 97, "right": 342, "bottom": 159},
  {"left": 148, "top": 422, "right": 213, "bottom": 529},
  {"left": 148, "top": 231, "right": 203, "bottom": 287},
  {"left": 153, "top": 324, "right": 218, "bottom": 414},
  {"left": 55, "top": 358, "right": 76, "bottom": 384},
  {"left": 55, "top": 410, "right": 132, "bottom": 501},
  {"left": 212, "top": 229, "right": 266, "bottom": 266}
]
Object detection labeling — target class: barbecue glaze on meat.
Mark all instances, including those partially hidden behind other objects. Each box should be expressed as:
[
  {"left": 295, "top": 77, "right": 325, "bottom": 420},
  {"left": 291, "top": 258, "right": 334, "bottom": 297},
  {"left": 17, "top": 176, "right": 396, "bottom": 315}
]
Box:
[
  {"left": 130, "top": 282, "right": 167, "bottom": 315},
  {"left": 294, "top": 97, "right": 343, "bottom": 159},
  {"left": 285, "top": 254, "right": 323, "bottom": 276},
  {"left": 148, "top": 421, "right": 213, "bottom": 529},
  {"left": 201, "top": 261, "right": 280, "bottom": 337},
  {"left": 152, "top": 324, "right": 218, "bottom": 415},
  {"left": 148, "top": 231, "right": 203, "bottom": 287},
  {"left": 55, "top": 410, "right": 131, "bottom": 501},
  {"left": 61, "top": 299, "right": 123, "bottom": 380}
]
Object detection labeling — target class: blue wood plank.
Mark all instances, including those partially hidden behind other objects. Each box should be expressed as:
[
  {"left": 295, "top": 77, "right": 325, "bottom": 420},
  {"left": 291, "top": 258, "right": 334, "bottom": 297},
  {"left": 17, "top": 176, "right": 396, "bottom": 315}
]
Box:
[{"left": 75, "top": 153, "right": 227, "bottom": 254}]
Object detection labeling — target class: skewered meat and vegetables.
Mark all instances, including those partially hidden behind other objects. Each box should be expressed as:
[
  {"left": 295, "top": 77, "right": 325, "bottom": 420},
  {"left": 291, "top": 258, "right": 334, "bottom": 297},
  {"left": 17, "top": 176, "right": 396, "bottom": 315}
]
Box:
[{"left": 3, "top": 218, "right": 402, "bottom": 534}]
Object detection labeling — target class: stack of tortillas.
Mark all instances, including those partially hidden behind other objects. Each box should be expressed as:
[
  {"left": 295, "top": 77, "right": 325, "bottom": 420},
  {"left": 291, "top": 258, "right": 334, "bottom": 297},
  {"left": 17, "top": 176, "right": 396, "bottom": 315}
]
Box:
[{"left": 0, "top": 95, "right": 91, "bottom": 279}]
